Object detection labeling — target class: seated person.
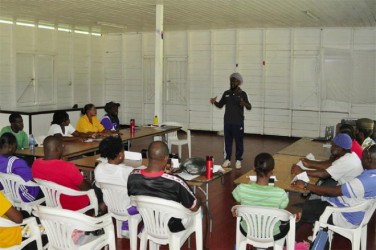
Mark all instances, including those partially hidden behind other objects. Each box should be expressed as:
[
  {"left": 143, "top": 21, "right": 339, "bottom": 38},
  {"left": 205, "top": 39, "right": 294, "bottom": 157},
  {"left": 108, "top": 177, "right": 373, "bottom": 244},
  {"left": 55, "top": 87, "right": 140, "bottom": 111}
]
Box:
[
  {"left": 232, "top": 153, "right": 289, "bottom": 240},
  {"left": 48, "top": 111, "right": 88, "bottom": 141},
  {"left": 0, "top": 192, "right": 23, "bottom": 248},
  {"left": 0, "top": 133, "right": 41, "bottom": 202},
  {"left": 101, "top": 102, "right": 120, "bottom": 131},
  {"left": 355, "top": 118, "right": 375, "bottom": 149},
  {"left": 291, "top": 133, "right": 363, "bottom": 186},
  {"left": 127, "top": 141, "right": 201, "bottom": 232},
  {"left": 0, "top": 113, "right": 28, "bottom": 150},
  {"left": 76, "top": 104, "right": 118, "bottom": 138},
  {"left": 339, "top": 123, "right": 363, "bottom": 159},
  {"left": 95, "top": 136, "right": 135, "bottom": 235},
  {"left": 292, "top": 144, "right": 376, "bottom": 229},
  {"left": 31, "top": 135, "right": 91, "bottom": 211}
]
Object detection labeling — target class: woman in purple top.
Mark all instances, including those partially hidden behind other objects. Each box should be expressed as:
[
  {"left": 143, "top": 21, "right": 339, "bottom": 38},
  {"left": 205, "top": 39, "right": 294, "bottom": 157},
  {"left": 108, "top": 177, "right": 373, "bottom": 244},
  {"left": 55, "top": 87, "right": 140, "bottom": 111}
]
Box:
[
  {"left": 0, "top": 133, "right": 40, "bottom": 202},
  {"left": 101, "top": 101, "right": 120, "bottom": 131}
]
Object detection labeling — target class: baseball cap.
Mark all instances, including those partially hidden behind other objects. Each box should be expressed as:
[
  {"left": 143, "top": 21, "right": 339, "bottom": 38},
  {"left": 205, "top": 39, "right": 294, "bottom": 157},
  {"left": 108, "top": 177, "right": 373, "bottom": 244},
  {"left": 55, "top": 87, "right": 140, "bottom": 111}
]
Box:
[{"left": 332, "top": 133, "right": 352, "bottom": 150}]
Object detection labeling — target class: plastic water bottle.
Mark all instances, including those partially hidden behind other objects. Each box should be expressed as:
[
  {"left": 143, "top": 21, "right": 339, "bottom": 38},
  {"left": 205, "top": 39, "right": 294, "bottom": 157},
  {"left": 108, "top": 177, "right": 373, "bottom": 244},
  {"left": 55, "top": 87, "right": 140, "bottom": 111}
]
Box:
[
  {"left": 29, "top": 134, "right": 35, "bottom": 152},
  {"left": 153, "top": 115, "right": 159, "bottom": 126}
]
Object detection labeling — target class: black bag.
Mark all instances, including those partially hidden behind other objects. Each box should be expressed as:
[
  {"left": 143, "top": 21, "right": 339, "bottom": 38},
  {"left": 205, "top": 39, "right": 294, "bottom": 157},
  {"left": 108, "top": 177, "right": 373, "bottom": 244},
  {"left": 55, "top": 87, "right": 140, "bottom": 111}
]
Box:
[
  {"left": 310, "top": 227, "right": 329, "bottom": 250},
  {"left": 180, "top": 157, "right": 206, "bottom": 175}
]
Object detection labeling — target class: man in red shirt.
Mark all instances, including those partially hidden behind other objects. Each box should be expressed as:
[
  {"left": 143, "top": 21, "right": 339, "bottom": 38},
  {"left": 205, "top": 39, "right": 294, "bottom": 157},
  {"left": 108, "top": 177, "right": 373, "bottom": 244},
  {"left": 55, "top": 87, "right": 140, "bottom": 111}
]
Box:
[{"left": 32, "top": 136, "right": 90, "bottom": 211}]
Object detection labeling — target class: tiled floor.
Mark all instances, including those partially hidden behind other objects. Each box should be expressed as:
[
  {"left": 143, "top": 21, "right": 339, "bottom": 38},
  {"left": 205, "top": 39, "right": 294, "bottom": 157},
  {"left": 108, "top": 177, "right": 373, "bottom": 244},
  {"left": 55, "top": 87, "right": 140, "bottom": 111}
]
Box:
[{"left": 116, "top": 131, "right": 376, "bottom": 249}]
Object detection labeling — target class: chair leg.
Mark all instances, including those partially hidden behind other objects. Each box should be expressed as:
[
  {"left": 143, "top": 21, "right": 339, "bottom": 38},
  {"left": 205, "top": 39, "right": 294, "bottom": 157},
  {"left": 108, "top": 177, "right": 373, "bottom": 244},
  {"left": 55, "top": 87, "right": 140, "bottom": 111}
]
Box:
[
  {"left": 188, "top": 141, "right": 191, "bottom": 158},
  {"left": 352, "top": 235, "right": 361, "bottom": 250},
  {"left": 361, "top": 226, "right": 367, "bottom": 250},
  {"left": 140, "top": 233, "right": 147, "bottom": 250},
  {"left": 178, "top": 146, "right": 182, "bottom": 160},
  {"left": 195, "top": 214, "right": 203, "bottom": 250}
]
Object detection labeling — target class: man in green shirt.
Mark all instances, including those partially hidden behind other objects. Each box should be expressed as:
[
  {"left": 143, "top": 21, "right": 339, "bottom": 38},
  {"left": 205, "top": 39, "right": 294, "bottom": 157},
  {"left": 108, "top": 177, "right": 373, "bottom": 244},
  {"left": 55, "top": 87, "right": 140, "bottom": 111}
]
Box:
[{"left": 0, "top": 113, "right": 29, "bottom": 150}]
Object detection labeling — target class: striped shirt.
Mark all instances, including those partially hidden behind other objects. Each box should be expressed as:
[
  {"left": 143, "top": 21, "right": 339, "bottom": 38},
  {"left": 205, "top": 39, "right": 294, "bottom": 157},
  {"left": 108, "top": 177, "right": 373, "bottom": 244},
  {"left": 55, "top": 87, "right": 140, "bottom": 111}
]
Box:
[
  {"left": 232, "top": 183, "right": 289, "bottom": 235},
  {"left": 327, "top": 169, "right": 376, "bottom": 228},
  {"left": 0, "top": 155, "right": 40, "bottom": 202}
]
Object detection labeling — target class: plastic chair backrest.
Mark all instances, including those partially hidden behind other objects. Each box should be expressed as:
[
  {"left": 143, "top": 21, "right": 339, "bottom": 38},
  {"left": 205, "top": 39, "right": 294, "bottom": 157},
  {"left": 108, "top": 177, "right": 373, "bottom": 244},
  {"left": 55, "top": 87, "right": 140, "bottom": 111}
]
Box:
[
  {"left": 161, "top": 121, "right": 187, "bottom": 139},
  {"left": 34, "top": 178, "right": 98, "bottom": 215},
  {"left": 358, "top": 200, "right": 376, "bottom": 227},
  {"left": 0, "top": 173, "right": 42, "bottom": 208},
  {"left": 96, "top": 181, "right": 130, "bottom": 218},
  {"left": 0, "top": 217, "right": 43, "bottom": 250},
  {"left": 131, "top": 195, "right": 195, "bottom": 239},
  {"left": 35, "top": 205, "right": 114, "bottom": 250},
  {"left": 233, "top": 205, "right": 293, "bottom": 241}
]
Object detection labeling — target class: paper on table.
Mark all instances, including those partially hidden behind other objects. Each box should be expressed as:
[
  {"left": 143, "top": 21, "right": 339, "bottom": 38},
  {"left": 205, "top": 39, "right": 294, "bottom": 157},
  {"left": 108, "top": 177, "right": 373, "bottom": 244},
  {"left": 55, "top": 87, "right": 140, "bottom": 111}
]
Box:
[
  {"left": 291, "top": 171, "right": 310, "bottom": 184},
  {"left": 249, "top": 176, "right": 278, "bottom": 182},
  {"left": 177, "top": 172, "right": 200, "bottom": 180},
  {"left": 213, "top": 165, "right": 225, "bottom": 173},
  {"left": 296, "top": 153, "right": 316, "bottom": 170},
  {"left": 124, "top": 151, "right": 142, "bottom": 161}
]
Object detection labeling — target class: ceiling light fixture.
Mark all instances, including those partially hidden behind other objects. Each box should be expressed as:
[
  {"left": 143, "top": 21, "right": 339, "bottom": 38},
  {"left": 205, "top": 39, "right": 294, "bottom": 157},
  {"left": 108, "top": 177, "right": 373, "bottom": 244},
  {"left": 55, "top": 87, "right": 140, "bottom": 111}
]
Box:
[
  {"left": 0, "top": 19, "right": 13, "bottom": 24},
  {"left": 97, "top": 21, "right": 126, "bottom": 29},
  {"left": 304, "top": 10, "right": 320, "bottom": 21},
  {"left": 16, "top": 21, "right": 35, "bottom": 27}
]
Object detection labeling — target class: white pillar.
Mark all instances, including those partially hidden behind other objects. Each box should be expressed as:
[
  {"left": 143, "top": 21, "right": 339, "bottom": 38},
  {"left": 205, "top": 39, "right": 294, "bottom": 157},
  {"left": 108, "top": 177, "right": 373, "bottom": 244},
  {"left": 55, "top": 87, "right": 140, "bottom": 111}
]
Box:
[{"left": 154, "top": 4, "right": 164, "bottom": 123}]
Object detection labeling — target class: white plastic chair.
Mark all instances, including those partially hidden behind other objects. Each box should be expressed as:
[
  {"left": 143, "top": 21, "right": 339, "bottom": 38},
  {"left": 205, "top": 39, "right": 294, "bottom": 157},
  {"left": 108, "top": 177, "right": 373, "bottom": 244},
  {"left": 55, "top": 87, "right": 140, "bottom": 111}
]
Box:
[
  {"left": 0, "top": 216, "right": 43, "bottom": 250},
  {"left": 95, "top": 181, "right": 142, "bottom": 250},
  {"left": 130, "top": 195, "right": 203, "bottom": 250},
  {"left": 231, "top": 205, "right": 295, "bottom": 250},
  {"left": 161, "top": 122, "right": 191, "bottom": 158},
  {"left": 34, "top": 178, "right": 98, "bottom": 215},
  {"left": 34, "top": 205, "right": 115, "bottom": 250},
  {"left": 312, "top": 199, "right": 376, "bottom": 250},
  {"left": 0, "top": 173, "right": 45, "bottom": 214}
]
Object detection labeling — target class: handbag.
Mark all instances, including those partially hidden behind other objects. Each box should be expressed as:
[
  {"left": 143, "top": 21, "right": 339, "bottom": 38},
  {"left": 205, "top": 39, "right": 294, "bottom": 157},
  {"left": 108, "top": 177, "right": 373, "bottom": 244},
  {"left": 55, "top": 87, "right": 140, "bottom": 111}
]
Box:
[{"left": 310, "top": 227, "right": 329, "bottom": 250}]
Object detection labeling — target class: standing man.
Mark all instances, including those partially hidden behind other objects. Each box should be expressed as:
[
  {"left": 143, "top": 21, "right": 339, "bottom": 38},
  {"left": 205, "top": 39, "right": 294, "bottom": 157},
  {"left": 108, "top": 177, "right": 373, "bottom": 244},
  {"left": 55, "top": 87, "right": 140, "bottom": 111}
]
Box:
[{"left": 210, "top": 73, "right": 252, "bottom": 169}]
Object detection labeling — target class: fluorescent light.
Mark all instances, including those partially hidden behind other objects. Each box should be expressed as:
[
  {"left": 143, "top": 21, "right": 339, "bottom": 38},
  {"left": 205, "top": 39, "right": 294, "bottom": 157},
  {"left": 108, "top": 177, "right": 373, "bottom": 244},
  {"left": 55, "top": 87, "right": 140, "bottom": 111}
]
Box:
[
  {"left": 74, "top": 30, "right": 89, "bottom": 34},
  {"left": 0, "top": 19, "right": 13, "bottom": 24},
  {"left": 16, "top": 22, "right": 35, "bottom": 27},
  {"left": 97, "top": 21, "right": 126, "bottom": 29},
  {"left": 58, "top": 27, "right": 71, "bottom": 32},
  {"left": 38, "top": 24, "right": 55, "bottom": 30},
  {"left": 91, "top": 32, "right": 101, "bottom": 36},
  {"left": 304, "top": 10, "right": 319, "bottom": 21}
]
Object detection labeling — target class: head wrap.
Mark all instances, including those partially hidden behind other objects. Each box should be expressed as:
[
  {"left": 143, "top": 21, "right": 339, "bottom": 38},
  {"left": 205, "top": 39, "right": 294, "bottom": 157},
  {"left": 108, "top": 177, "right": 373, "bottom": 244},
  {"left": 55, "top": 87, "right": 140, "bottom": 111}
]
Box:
[
  {"left": 230, "top": 72, "right": 243, "bottom": 84},
  {"left": 332, "top": 133, "right": 352, "bottom": 150},
  {"left": 356, "top": 118, "right": 374, "bottom": 130}
]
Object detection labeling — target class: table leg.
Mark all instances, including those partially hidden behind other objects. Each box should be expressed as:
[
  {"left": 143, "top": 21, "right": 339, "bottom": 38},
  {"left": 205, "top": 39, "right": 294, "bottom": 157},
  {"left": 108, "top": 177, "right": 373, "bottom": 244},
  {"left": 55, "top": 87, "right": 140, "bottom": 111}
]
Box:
[{"left": 198, "top": 183, "right": 212, "bottom": 233}]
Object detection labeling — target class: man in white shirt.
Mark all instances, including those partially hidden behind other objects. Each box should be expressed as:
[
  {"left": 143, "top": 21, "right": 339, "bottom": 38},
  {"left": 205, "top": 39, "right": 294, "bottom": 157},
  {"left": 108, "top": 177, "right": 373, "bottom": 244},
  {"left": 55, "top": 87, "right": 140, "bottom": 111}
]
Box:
[{"left": 355, "top": 118, "right": 375, "bottom": 149}]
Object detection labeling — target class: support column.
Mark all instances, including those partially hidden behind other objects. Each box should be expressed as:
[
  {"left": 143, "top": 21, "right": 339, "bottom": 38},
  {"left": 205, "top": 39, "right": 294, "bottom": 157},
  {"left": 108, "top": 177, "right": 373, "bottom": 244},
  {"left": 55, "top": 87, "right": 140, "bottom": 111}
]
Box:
[{"left": 154, "top": 3, "right": 164, "bottom": 123}]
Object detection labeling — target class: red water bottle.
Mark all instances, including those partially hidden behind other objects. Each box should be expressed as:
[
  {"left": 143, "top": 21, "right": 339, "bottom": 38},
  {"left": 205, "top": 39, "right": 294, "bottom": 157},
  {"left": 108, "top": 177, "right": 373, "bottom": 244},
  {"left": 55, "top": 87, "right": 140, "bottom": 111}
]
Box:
[
  {"left": 206, "top": 156, "right": 213, "bottom": 179},
  {"left": 130, "top": 119, "right": 135, "bottom": 134}
]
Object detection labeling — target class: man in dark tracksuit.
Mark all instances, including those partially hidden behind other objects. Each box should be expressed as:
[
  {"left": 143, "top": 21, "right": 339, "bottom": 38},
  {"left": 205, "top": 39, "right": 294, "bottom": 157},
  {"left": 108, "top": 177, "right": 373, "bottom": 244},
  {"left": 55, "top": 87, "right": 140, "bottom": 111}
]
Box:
[{"left": 210, "top": 73, "right": 252, "bottom": 169}]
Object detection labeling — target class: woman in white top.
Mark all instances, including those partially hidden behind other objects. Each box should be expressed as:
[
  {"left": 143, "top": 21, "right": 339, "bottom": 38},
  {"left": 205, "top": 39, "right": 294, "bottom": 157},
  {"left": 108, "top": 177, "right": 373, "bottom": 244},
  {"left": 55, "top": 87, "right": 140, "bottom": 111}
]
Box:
[{"left": 48, "top": 111, "right": 87, "bottom": 141}]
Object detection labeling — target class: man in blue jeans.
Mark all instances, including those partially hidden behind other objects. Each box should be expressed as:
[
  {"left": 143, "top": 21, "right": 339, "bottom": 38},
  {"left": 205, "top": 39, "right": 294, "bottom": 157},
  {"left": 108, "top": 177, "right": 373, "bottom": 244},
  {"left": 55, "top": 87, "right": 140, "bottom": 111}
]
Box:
[{"left": 210, "top": 72, "right": 252, "bottom": 169}]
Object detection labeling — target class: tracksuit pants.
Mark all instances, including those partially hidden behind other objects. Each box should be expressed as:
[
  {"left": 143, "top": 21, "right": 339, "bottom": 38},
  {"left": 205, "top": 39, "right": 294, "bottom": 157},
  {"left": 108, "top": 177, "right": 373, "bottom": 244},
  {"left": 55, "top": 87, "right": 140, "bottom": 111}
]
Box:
[{"left": 224, "top": 123, "right": 244, "bottom": 161}]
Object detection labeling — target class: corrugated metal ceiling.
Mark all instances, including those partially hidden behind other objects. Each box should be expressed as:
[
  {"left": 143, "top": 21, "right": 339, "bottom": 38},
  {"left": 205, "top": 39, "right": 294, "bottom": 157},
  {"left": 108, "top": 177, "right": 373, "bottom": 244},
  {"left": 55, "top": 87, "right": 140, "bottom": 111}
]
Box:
[{"left": 0, "top": 0, "right": 375, "bottom": 33}]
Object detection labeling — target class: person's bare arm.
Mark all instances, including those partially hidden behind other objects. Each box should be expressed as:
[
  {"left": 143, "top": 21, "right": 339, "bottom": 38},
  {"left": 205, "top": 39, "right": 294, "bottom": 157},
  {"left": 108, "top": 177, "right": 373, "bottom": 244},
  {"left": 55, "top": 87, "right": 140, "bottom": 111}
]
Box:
[
  {"left": 305, "top": 169, "right": 331, "bottom": 179},
  {"left": 5, "top": 206, "right": 23, "bottom": 224},
  {"left": 78, "top": 179, "right": 91, "bottom": 191},
  {"left": 301, "top": 158, "right": 333, "bottom": 170},
  {"left": 292, "top": 180, "right": 342, "bottom": 197},
  {"left": 189, "top": 198, "right": 202, "bottom": 212}
]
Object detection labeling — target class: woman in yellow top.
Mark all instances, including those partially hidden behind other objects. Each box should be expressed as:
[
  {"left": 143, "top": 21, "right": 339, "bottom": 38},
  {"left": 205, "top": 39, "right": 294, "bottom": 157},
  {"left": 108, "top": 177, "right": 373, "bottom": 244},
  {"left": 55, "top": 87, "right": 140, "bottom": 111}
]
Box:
[{"left": 0, "top": 192, "right": 23, "bottom": 248}]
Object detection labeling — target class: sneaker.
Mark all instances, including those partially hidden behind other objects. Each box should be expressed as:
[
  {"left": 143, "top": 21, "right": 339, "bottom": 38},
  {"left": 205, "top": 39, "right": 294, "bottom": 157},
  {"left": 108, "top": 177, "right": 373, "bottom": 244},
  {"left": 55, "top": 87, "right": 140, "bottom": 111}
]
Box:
[
  {"left": 236, "top": 160, "right": 242, "bottom": 169},
  {"left": 222, "top": 160, "right": 231, "bottom": 168}
]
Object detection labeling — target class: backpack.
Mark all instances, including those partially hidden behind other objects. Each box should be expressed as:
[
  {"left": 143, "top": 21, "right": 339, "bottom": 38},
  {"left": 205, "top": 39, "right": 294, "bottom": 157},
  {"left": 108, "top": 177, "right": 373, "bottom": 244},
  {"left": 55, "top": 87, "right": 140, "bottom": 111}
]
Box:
[
  {"left": 180, "top": 157, "right": 206, "bottom": 175},
  {"left": 310, "top": 227, "right": 329, "bottom": 250}
]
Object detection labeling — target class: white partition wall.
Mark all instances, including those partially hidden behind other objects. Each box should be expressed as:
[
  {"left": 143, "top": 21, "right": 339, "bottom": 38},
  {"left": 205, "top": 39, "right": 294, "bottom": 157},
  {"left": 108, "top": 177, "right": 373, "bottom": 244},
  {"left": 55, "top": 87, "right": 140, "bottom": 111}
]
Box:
[{"left": 1, "top": 23, "right": 376, "bottom": 137}]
